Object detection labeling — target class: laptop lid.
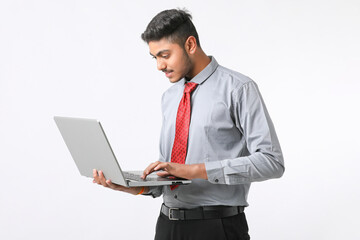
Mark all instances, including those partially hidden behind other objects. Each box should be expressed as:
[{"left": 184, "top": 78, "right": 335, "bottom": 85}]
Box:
[{"left": 54, "top": 116, "right": 191, "bottom": 187}]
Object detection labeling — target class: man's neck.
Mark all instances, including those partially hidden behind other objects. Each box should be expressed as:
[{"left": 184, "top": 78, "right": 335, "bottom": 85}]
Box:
[{"left": 186, "top": 49, "right": 211, "bottom": 80}]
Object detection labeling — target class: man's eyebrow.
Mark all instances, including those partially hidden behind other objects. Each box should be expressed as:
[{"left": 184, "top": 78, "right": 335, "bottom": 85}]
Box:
[{"left": 149, "top": 49, "right": 170, "bottom": 57}]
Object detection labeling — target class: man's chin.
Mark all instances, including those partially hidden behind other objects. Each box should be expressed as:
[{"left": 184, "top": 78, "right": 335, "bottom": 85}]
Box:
[{"left": 168, "top": 77, "right": 182, "bottom": 83}]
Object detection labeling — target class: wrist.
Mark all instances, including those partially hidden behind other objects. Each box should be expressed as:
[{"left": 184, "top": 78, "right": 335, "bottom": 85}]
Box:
[
  {"left": 134, "top": 186, "right": 149, "bottom": 195},
  {"left": 136, "top": 187, "right": 145, "bottom": 195},
  {"left": 190, "top": 164, "right": 207, "bottom": 180}
]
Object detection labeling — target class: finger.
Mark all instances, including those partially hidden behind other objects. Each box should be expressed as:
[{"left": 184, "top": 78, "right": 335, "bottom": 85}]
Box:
[
  {"left": 154, "top": 162, "right": 168, "bottom": 171},
  {"left": 142, "top": 161, "right": 161, "bottom": 178},
  {"left": 93, "top": 169, "right": 100, "bottom": 184},
  {"left": 98, "top": 171, "right": 108, "bottom": 187},
  {"left": 156, "top": 171, "right": 170, "bottom": 177},
  {"left": 144, "top": 161, "right": 161, "bottom": 174},
  {"left": 105, "top": 179, "right": 115, "bottom": 189},
  {"left": 93, "top": 169, "right": 98, "bottom": 178}
]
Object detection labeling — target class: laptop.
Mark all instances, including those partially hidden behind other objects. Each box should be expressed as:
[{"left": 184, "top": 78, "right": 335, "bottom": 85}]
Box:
[{"left": 54, "top": 116, "right": 191, "bottom": 187}]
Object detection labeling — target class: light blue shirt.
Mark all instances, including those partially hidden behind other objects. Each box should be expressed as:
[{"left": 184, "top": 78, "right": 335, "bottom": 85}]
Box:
[{"left": 146, "top": 57, "right": 284, "bottom": 208}]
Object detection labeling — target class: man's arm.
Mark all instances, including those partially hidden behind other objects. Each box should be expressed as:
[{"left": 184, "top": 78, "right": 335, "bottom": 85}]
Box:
[
  {"left": 143, "top": 81, "right": 284, "bottom": 184},
  {"left": 205, "top": 81, "right": 284, "bottom": 184}
]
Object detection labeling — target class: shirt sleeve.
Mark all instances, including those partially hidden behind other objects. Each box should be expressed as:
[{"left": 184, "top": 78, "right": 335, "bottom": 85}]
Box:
[
  {"left": 205, "top": 81, "right": 285, "bottom": 185},
  {"left": 142, "top": 186, "right": 163, "bottom": 198}
]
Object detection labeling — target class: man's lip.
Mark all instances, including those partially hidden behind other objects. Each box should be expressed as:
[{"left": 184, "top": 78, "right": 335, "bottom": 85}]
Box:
[{"left": 164, "top": 71, "right": 173, "bottom": 77}]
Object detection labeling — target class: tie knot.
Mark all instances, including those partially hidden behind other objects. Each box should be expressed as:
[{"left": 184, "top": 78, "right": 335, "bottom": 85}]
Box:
[{"left": 184, "top": 82, "right": 198, "bottom": 94}]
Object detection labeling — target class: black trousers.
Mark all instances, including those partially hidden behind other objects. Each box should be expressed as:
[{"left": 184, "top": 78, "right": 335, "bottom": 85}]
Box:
[{"left": 154, "top": 211, "right": 250, "bottom": 240}]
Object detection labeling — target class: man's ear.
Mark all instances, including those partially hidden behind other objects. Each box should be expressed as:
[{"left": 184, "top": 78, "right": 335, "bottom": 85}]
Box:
[{"left": 184, "top": 36, "right": 197, "bottom": 55}]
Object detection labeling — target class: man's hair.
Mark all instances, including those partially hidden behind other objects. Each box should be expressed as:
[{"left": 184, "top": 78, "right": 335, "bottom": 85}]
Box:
[{"left": 141, "top": 9, "right": 201, "bottom": 48}]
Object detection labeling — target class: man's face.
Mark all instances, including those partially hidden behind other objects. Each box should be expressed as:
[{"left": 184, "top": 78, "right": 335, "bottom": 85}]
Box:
[{"left": 149, "top": 38, "right": 193, "bottom": 83}]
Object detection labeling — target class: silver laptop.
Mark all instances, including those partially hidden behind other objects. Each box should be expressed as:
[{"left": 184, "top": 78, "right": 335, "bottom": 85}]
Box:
[{"left": 54, "top": 116, "right": 191, "bottom": 187}]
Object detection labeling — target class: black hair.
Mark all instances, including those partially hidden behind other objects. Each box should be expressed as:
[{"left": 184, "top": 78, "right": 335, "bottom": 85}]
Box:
[{"left": 141, "top": 9, "right": 201, "bottom": 48}]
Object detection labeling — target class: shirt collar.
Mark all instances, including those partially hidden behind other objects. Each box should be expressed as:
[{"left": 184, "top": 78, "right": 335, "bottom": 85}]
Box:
[{"left": 179, "top": 56, "right": 219, "bottom": 86}]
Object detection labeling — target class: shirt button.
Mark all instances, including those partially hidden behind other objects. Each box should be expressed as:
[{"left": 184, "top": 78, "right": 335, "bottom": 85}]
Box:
[
  {"left": 215, "top": 179, "right": 219, "bottom": 183},
  {"left": 174, "top": 195, "right": 177, "bottom": 199}
]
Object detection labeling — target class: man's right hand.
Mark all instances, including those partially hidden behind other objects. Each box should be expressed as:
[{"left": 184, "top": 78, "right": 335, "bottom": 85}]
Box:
[{"left": 92, "top": 169, "right": 148, "bottom": 195}]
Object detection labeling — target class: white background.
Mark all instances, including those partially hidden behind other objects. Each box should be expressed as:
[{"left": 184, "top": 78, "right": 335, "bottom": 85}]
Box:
[{"left": 1, "top": 0, "right": 359, "bottom": 239}]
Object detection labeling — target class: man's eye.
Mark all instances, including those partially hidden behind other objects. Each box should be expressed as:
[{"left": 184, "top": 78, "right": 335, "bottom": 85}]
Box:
[{"left": 162, "top": 55, "right": 169, "bottom": 59}]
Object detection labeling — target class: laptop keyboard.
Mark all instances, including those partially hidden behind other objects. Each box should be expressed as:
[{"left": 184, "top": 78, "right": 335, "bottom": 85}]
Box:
[{"left": 123, "top": 171, "right": 159, "bottom": 182}]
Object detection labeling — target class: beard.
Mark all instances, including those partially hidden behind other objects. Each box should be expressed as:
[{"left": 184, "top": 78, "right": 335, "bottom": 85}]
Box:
[{"left": 182, "top": 50, "right": 194, "bottom": 81}]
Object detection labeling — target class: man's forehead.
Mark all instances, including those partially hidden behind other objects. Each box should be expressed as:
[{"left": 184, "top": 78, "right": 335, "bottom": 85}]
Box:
[{"left": 149, "top": 38, "right": 180, "bottom": 55}]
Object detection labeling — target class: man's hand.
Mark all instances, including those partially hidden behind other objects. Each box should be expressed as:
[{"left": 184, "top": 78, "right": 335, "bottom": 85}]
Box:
[
  {"left": 142, "top": 161, "right": 207, "bottom": 180},
  {"left": 93, "top": 169, "right": 148, "bottom": 195}
]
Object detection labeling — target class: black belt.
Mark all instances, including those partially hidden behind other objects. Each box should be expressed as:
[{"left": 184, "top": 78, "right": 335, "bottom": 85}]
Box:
[{"left": 160, "top": 204, "right": 244, "bottom": 221}]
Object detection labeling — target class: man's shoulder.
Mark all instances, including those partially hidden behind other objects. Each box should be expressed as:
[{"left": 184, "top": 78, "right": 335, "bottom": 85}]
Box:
[{"left": 216, "top": 64, "right": 254, "bottom": 88}]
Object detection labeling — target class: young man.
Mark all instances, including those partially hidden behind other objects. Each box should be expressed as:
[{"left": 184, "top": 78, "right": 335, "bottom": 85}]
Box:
[{"left": 93, "top": 9, "right": 284, "bottom": 240}]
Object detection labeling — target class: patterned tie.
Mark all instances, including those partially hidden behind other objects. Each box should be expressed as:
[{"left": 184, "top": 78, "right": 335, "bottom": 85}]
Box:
[{"left": 170, "top": 82, "right": 198, "bottom": 190}]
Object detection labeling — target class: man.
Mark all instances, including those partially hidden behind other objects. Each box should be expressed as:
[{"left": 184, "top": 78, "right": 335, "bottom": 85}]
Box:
[{"left": 93, "top": 9, "right": 284, "bottom": 240}]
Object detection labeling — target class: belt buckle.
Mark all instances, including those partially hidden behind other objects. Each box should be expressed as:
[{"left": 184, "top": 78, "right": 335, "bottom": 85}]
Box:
[{"left": 168, "top": 208, "right": 179, "bottom": 220}]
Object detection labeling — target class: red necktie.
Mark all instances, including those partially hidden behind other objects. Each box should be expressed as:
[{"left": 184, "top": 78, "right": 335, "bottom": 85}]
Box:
[{"left": 170, "top": 82, "right": 198, "bottom": 190}]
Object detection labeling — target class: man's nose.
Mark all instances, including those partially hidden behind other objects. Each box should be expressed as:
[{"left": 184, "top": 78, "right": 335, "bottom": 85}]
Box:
[{"left": 157, "top": 59, "right": 166, "bottom": 71}]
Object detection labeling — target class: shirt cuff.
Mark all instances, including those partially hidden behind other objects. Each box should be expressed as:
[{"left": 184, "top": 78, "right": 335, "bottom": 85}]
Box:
[
  {"left": 205, "top": 161, "right": 226, "bottom": 184},
  {"left": 142, "top": 186, "right": 163, "bottom": 198}
]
